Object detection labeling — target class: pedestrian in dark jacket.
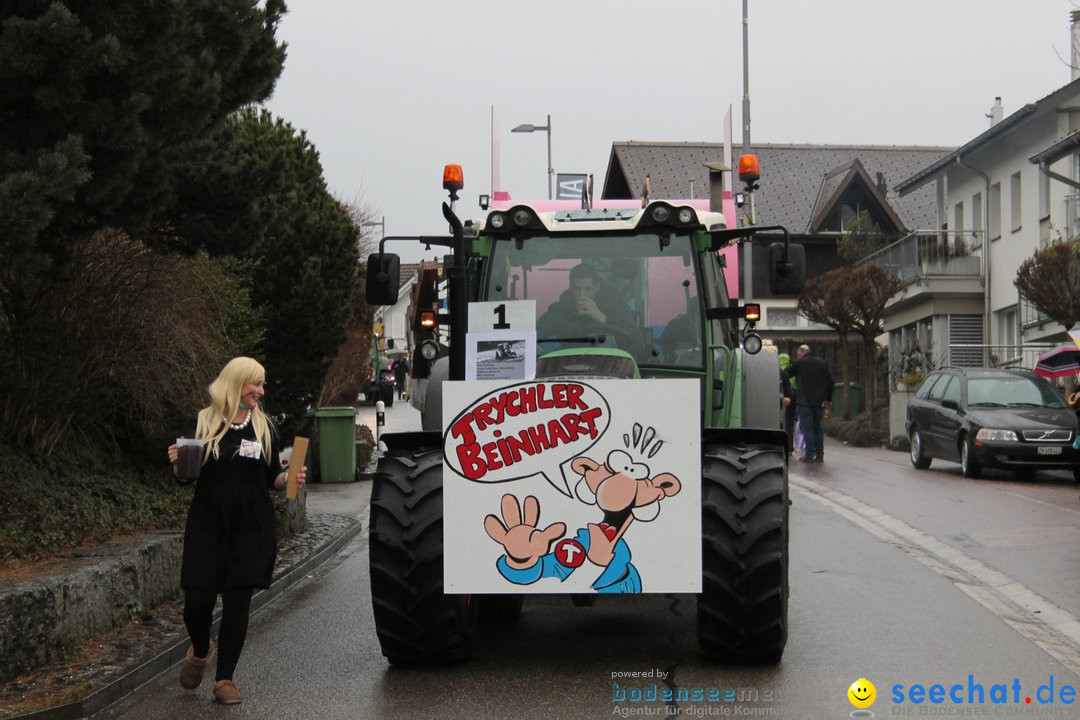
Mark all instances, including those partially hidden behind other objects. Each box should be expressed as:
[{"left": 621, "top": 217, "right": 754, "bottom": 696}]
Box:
[
  {"left": 783, "top": 344, "right": 835, "bottom": 462},
  {"left": 393, "top": 358, "right": 408, "bottom": 399}
]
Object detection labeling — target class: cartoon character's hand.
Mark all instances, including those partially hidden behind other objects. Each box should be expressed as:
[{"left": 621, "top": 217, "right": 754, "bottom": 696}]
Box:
[{"left": 484, "top": 494, "right": 566, "bottom": 570}]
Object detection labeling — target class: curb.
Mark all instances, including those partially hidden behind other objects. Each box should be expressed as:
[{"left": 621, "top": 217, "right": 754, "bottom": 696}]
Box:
[{"left": 10, "top": 515, "right": 364, "bottom": 720}]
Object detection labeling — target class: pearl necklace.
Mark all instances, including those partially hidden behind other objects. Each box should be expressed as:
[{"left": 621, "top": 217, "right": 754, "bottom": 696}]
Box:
[{"left": 230, "top": 410, "right": 252, "bottom": 431}]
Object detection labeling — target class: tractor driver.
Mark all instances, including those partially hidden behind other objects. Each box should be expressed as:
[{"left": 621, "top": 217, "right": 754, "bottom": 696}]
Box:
[{"left": 537, "top": 263, "right": 634, "bottom": 343}]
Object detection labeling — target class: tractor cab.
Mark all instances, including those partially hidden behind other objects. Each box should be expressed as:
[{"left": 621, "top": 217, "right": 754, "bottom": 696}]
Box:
[{"left": 481, "top": 211, "right": 709, "bottom": 375}]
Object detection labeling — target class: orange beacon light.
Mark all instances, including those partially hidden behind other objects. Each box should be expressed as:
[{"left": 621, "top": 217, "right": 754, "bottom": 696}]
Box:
[{"left": 738, "top": 154, "right": 760, "bottom": 185}]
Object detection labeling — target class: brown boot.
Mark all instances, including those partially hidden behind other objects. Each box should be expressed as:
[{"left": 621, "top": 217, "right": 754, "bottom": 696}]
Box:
[
  {"left": 213, "top": 679, "right": 243, "bottom": 705},
  {"left": 178, "top": 641, "right": 214, "bottom": 689}
]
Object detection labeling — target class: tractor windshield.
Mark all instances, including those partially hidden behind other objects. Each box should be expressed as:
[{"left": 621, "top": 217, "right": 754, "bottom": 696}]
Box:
[{"left": 484, "top": 233, "right": 703, "bottom": 368}]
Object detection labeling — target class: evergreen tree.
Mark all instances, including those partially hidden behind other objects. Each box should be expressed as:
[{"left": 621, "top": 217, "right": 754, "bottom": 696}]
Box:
[
  {"left": 0, "top": 1, "right": 286, "bottom": 448},
  {"left": 173, "top": 109, "right": 360, "bottom": 422}
]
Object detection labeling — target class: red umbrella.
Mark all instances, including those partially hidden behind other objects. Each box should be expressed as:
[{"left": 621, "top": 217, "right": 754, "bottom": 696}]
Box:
[{"left": 1033, "top": 343, "right": 1080, "bottom": 378}]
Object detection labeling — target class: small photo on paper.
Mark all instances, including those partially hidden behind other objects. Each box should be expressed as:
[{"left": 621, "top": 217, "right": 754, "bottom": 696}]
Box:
[{"left": 466, "top": 332, "right": 536, "bottom": 381}]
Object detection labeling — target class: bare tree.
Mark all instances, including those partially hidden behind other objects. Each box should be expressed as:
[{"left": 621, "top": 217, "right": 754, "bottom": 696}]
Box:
[
  {"left": 797, "top": 268, "right": 857, "bottom": 418},
  {"left": 845, "top": 263, "right": 906, "bottom": 413},
  {"left": 1014, "top": 239, "right": 1080, "bottom": 331},
  {"left": 318, "top": 197, "right": 381, "bottom": 408}
]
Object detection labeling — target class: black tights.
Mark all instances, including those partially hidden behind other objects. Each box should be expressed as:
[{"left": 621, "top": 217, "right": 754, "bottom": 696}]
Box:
[{"left": 183, "top": 586, "right": 254, "bottom": 681}]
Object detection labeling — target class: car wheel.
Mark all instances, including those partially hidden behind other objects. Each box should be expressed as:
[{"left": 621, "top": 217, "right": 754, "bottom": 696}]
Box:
[
  {"left": 960, "top": 435, "right": 982, "bottom": 479},
  {"left": 909, "top": 429, "right": 931, "bottom": 470}
]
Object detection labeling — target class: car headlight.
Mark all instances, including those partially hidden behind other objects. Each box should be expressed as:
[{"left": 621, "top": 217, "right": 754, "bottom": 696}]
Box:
[{"left": 975, "top": 428, "right": 1018, "bottom": 442}]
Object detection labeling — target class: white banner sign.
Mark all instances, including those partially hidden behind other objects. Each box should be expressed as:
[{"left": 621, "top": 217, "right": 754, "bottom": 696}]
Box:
[{"left": 443, "top": 379, "right": 701, "bottom": 594}]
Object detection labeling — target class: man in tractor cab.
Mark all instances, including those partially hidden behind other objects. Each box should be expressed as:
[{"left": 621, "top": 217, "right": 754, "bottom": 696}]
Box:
[{"left": 536, "top": 263, "right": 634, "bottom": 343}]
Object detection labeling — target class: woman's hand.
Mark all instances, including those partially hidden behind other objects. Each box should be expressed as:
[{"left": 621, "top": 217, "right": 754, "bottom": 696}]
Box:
[
  {"left": 167, "top": 442, "right": 179, "bottom": 478},
  {"left": 277, "top": 466, "right": 308, "bottom": 491}
]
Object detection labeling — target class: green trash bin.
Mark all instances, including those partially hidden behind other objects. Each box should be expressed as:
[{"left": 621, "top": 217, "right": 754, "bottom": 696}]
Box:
[
  {"left": 315, "top": 407, "right": 357, "bottom": 483},
  {"left": 833, "top": 382, "right": 864, "bottom": 416}
]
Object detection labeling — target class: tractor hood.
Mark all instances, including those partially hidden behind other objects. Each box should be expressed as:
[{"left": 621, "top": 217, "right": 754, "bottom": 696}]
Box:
[{"left": 536, "top": 348, "right": 640, "bottom": 380}]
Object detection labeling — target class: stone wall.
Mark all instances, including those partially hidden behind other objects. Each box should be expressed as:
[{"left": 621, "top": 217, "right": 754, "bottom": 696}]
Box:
[
  {"left": 0, "top": 532, "right": 183, "bottom": 682},
  {"left": 0, "top": 487, "right": 307, "bottom": 683}
]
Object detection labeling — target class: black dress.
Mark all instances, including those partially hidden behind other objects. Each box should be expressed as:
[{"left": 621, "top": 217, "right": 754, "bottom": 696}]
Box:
[{"left": 179, "top": 417, "right": 282, "bottom": 590}]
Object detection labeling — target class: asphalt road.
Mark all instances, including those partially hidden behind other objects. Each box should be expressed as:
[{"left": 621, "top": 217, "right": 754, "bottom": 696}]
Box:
[{"left": 92, "top": 406, "right": 1080, "bottom": 720}]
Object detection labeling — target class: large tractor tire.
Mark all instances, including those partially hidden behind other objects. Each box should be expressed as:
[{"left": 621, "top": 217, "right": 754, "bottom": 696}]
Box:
[
  {"left": 698, "top": 442, "right": 788, "bottom": 663},
  {"left": 369, "top": 444, "right": 475, "bottom": 664}
]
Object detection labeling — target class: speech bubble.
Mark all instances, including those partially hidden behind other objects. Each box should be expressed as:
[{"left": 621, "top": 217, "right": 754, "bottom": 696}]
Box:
[{"left": 443, "top": 381, "right": 611, "bottom": 496}]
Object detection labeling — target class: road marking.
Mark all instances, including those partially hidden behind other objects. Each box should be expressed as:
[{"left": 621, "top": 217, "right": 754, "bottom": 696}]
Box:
[{"left": 792, "top": 475, "right": 1080, "bottom": 678}]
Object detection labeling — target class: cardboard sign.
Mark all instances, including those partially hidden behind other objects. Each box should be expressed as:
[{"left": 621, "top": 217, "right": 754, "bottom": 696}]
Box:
[
  {"left": 286, "top": 436, "right": 308, "bottom": 500},
  {"left": 442, "top": 379, "right": 700, "bottom": 594}
]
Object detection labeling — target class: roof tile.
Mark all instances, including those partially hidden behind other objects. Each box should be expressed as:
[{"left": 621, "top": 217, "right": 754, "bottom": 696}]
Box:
[{"left": 605, "top": 142, "right": 953, "bottom": 232}]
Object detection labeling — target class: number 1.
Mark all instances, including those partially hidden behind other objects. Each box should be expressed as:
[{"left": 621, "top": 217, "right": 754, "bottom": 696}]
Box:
[{"left": 493, "top": 304, "right": 510, "bottom": 330}]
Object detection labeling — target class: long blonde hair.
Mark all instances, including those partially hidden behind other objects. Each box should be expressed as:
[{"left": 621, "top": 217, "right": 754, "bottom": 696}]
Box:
[{"left": 195, "top": 357, "right": 274, "bottom": 464}]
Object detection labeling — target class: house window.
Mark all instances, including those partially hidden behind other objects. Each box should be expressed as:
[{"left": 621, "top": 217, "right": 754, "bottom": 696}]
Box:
[
  {"left": 997, "top": 306, "right": 1018, "bottom": 362},
  {"left": 954, "top": 202, "right": 964, "bottom": 237},
  {"left": 972, "top": 192, "right": 983, "bottom": 242},
  {"left": 1010, "top": 172, "right": 1021, "bottom": 232},
  {"left": 767, "top": 307, "right": 798, "bottom": 327},
  {"left": 1038, "top": 168, "right": 1050, "bottom": 219},
  {"left": 988, "top": 182, "right": 1001, "bottom": 240}
]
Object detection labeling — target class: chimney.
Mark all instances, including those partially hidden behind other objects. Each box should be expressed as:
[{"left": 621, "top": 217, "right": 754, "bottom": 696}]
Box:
[
  {"left": 875, "top": 171, "right": 887, "bottom": 196},
  {"left": 1072, "top": 10, "right": 1080, "bottom": 81},
  {"left": 987, "top": 97, "right": 1004, "bottom": 126}
]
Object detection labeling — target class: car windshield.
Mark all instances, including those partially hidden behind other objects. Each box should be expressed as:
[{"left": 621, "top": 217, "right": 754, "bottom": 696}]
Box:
[
  {"left": 483, "top": 233, "right": 703, "bottom": 368},
  {"left": 966, "top": 376, "right": 1067, "bottom": 409}
]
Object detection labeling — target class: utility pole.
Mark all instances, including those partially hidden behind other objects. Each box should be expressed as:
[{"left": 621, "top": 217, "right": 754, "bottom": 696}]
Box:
[{"left": 742, "top": 0, "right": 755, "bottom": 301}]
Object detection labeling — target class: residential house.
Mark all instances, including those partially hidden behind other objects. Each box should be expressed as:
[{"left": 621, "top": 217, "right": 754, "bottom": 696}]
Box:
[
  {"left": 372, "top": 262, "right": 419, "bottom": 366},
  {"left": 889, "top": 75, "right": 1080, "bottom": 377}
]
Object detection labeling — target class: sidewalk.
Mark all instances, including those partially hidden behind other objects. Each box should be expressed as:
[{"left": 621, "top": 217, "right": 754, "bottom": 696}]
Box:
[
  {"left": 2, "top": 401, "right": 428, "bottom": 720},
  {"left": 354, "top": 396, "right": 424, "bottom": 444}
]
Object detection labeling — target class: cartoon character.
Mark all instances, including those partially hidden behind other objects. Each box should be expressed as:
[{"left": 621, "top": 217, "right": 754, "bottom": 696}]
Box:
[{"left": 483, "top": 427, "right": 681, "bottom": 593}]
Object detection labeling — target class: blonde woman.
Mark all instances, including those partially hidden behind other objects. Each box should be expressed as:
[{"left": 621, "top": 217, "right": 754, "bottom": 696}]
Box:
[{"left": 166, "top": 357, "right": 306, "bottom": 705}]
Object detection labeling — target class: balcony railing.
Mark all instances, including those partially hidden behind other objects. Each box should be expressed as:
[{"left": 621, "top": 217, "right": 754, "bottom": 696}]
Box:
[
  {"left": 858, "top": 230, "right": 983, "bottom": 286},
  {"left": 946, "top": 343, "right": 1057, "bottom": 370},
  {"left": 1066, "top": 194, "right": 1080, "bottom": 241},
  {"left": 1019, "top": 295, "right": 1050, "bottom": 331}
]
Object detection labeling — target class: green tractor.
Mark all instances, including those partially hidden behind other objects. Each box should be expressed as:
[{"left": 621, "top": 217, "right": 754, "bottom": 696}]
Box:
[{"left": 364, "top": 163, "right": 805, "bottom": 665}]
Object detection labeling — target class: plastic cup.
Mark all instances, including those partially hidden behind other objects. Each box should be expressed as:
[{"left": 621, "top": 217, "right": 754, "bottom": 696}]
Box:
[{"left": 176, "top": 438, "right": 205, "bottom": 480}]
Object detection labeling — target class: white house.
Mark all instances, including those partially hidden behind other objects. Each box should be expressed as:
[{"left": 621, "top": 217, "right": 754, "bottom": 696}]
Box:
[
  {"left": 886, "top": 24, "right": 1080, "bottom": 377},
  {"left": 373, "top": 263, "right": 419, "bottom": 361}
]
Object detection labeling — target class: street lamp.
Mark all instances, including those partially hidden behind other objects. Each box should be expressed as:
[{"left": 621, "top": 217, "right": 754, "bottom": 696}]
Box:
[
  {"left": 362, "top": 216, "right": 385, "bottom": 248},
  {"left": 511, "top": 114, "right": 552, "bottom": 200}
]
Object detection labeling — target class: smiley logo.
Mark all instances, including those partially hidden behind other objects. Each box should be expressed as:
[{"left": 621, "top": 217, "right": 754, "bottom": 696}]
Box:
[{"left": 847, "top": 678, "right": 876, "bottom": 709}]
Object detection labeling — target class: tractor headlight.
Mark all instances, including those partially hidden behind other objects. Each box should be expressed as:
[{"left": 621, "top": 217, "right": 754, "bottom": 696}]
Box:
[
  {"left": 975, "top": 428, "right": 1018, "bottom": 442},
  {"left": 513, "top": 209, "right": 533, "bottom": 227},
  {"left": 488, "top": 213, "right": 505, "bottom": 229},
  {"left": 419, "top": 339, "right": 440, "bottom": 361},
  {"left": 742, "top": 332, "right": 763, "bottom": 355},
  {"left": 651, "top": 205, "right": 671, "bottom": 223},
  {"left": 677, "top": 207, "right": 695, "bottom": 224}
]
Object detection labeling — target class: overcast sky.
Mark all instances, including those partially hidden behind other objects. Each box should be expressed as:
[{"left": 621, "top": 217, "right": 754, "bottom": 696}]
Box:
[{"left": 265, "top": 0, "right": 1078, "bottom": 263}]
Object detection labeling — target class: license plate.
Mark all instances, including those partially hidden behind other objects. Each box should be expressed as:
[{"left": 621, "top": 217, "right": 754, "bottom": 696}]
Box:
[{"left": 1036, "top": 446, "right": 1062, "bottom": 455}]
